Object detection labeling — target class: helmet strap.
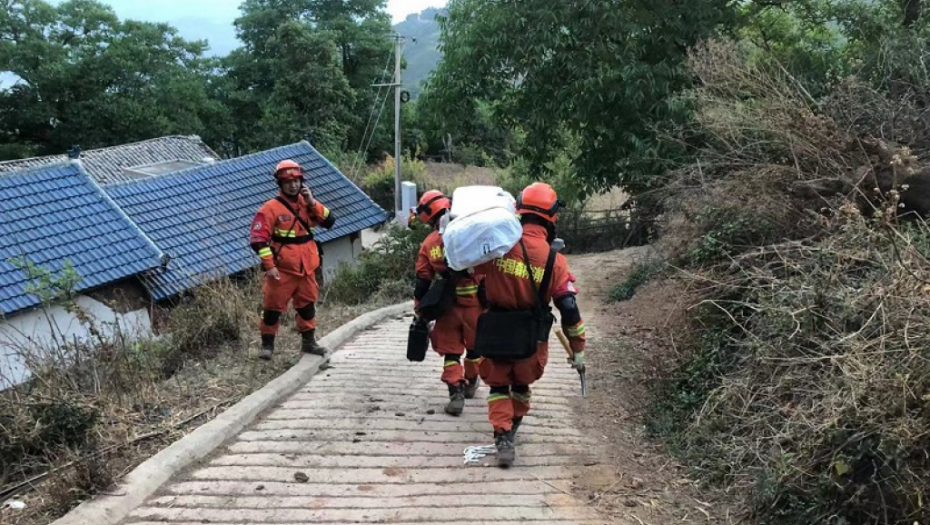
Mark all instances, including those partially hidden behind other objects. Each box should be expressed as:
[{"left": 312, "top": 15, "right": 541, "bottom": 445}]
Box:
[{"left": 429, "top": 209, "right": 447, "bottom": 228}]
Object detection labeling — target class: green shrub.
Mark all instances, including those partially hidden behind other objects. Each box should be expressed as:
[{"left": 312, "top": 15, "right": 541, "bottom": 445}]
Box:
[
  {"left": 452, "top": 143, "right": 494, "bottom": 167},
  {"left": 327, "top": 223, "right": 430, "bottom": 305},
  {"left": 687, "top": 206, "right": 777, "bottom": 265},
  {"left": 608, "top": 259, "right": 662, "bottom": 302},
  {"left": 361, "top": 153, "right": 427, "bottom": 210}
]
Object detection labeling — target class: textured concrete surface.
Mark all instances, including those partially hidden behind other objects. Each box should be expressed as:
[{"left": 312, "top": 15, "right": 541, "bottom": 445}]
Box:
[
  {"left": 52, "top": 302, "right": 412, "bottom": 525},
  {"left": 122, "top": 313, "right": 604, "bottom": 525}
]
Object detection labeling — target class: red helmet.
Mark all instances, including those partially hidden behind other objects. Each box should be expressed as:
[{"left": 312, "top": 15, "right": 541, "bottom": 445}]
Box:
[
  {"left": 274, "top": 159, "right": 302, "bottom": 181},
  {"left": 516, "top": 182, "right": 562, "bottom": 223},
  {"left": 416, "top": 190, "right": 451, "bottom": 224}
]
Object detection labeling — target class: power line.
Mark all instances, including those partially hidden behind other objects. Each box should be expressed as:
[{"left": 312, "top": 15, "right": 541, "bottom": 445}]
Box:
[{"left": 349, "top": 47, "right": 394, "bottom": 181}]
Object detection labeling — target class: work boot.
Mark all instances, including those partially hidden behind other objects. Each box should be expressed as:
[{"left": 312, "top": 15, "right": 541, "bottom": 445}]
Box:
[
  {"left": 511, "top": 416, "right": 524, "bottom": 438},
  {"left": 464, "top": 376, "right": 480, "bottom": 399},
  {"left": 445, "top": 383, "right": 465, "bottom": 416},
  {"left": 495, "top": 430, "right": 516, "bottom": 468},
  {"left": 301, "top": 329, "right": 327, "bottom": 356},
  {"left": 258, "top": 334, "right": 275, "bottom": 361}
]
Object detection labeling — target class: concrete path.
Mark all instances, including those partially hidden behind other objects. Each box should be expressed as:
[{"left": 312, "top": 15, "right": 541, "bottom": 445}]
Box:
[{"left": 121, "top": 314, "right": 605, "bottom": 525}]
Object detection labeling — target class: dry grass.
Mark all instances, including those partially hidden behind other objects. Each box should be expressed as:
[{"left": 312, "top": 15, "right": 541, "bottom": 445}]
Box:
[
  {"left": 676, "top": 208, "right": 930, "bottom": 525},
  {"left": 0, "top": 270, "right": 393, "bottom": 525},
  {"left": 648, "top": 39, "right": 930, "bottom": 525},
  {"left": 417, "top": 162, "right": 497, "bottom": 193}
]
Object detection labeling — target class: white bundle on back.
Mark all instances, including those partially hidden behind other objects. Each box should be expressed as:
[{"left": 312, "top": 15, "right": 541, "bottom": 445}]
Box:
[{"left": 442, "top": 186, "right": 522, "bottom": 271}]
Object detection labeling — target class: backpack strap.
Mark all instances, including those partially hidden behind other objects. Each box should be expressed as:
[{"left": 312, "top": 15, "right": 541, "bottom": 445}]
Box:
[
  {"left": 274, "top": 196, "right": 314, "bottom": 237},
  {"left": 539, "top": 248, "right": 557, "bottom": 305}
]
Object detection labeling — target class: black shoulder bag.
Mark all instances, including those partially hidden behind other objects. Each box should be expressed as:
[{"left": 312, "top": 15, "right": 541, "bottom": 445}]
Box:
[
  {"left": 416, "top": 269, "right": 459, "bottom": 322},
  {"left": 474, "top": 242, "right": 557, "bottom": 361}
]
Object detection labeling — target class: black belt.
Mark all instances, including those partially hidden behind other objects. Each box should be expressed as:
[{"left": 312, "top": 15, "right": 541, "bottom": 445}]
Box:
[{"left": 272, "top": 234, "right": 314, "bottom": 245}]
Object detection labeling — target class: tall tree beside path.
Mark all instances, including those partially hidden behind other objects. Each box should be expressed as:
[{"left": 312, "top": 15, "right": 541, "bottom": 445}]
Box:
[
  {"left": 0, "top": 0, "right": 225, "bottom": 160},
  {"left": 226, "top": 0, "right": 394, "bottom": 156},
  {"left": 421, "top": 0, "right": 737, "bottom": 197}
]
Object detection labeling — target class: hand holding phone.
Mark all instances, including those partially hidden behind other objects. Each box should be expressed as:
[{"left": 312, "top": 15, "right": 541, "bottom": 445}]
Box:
[{"left": 300, "top": 184, "right": 315, "bottom": 206}]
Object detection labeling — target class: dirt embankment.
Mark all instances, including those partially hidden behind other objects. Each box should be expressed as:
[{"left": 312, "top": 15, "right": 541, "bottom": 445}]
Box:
[{"left": 567, "top": 248, "right": 742, "bottom": 525}]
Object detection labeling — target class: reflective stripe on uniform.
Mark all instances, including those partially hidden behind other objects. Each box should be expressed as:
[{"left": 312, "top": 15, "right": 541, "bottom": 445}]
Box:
[
  {"left": 487, "top": 393, "right": 511, "bottom": 403},
  {"left": 258, "top": 247, "right": 273, "bottom": 259},
  {"left": 513, "top": 392, "right": 531, "bottom": 403},
  {"left": 456, "top": 285, "right": 479, "bottom": 296},
  {"left": 274, "top": 228, "right": 297, "bottom": 238},
  {"left": 322, "top": 207, "right": 331, "bottom": 219},
  {"left": 444, "top": 360, "right": 459, "bottom": 368},
  {"left": 567, "top": 322, "right": 586, "bottom": 337}
]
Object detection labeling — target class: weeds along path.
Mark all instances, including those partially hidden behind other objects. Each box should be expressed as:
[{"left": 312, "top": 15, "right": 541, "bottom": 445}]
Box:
[
  {"left": 567, "top": 247, "right": 741, "bottom": 525},
  {"left": 120, "top": 313, "right": 609, "bottom": 525}
]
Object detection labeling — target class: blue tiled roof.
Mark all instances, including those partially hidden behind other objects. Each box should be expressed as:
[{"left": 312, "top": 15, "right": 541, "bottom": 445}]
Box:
[
  {"left": 0, "top": 135, "right": 219, "bottom": 185},
  {"left": 106, "top": 141, "right": 388, "bottom": 301},
  {"left": 0, "top": 162, "right": 165, "bottom": 316}
]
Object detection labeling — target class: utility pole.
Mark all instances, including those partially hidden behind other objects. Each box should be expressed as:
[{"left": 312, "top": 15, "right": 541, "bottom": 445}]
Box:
[
  {"left": 372, "top": 34, "right": 406, "bottom": 223},
  {"left": 393, "top": 35, "right": 404, "bottom": 221}
]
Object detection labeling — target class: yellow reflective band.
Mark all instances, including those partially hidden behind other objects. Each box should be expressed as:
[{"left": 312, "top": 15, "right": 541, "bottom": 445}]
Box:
[
  {"left": 466, "top": 358, "right": 482, "bottom": 363},
  {"left": 322, "top": 207, "right": 330, "bottom": 219},
  {"left": 567, "top": 324, "right": 586, "bottom": 337},
  {"left": 444, "top": 361, "right": 459, "bottom": 368},
  {"left": 273, "top": 229, "right": 297, "bottom": 237},
  {"left": 258, "top": 247, "right": 273, "bottom": 259},
  {"left": 513, "top": 393, "right": 531, "bottom": 402},
  {"left": 487, "top": 394, "right": 511, "bottom": 403},
  {"left": 455, "top": 286, "right": 479, "bottom": 296}
]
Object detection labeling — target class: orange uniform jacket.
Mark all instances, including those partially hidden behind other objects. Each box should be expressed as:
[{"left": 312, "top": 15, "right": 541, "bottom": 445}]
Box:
[
  {"left": 415, "top": 231, "right": 481, "bottom": 307},
  {"left": 250, "top": 193, "right": 334, "bottom": 274},
  {"left": 476, "top": 224, "right": 586, "bottom": 353}
]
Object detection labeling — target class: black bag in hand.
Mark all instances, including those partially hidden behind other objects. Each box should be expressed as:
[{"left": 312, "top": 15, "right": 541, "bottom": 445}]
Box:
[
  {"left": 474, "top": 242, "right": 556, "bottom": 361},
  {"left": 407, "top": 319, "right": 430, "bottom": 362}
]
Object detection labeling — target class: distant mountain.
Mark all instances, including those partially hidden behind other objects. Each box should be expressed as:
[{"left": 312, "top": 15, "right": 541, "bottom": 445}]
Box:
[{"left": 395, "top": 7, "right": 445, "bottom": 99}]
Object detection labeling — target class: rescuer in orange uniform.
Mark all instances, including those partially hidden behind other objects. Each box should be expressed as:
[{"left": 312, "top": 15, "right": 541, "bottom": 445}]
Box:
[
  {"left": 413, "top": 190, "right": 484, "bottom": 415},
  {"left": 249, "top": 159, "right": 336, "bottom": 360},
  {"left": 475, "top": 182, "right": 586, "bottom": 467}
]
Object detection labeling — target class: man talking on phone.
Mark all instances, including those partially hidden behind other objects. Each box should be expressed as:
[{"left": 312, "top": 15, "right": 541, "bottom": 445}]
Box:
[{"left": 249, "top": 159, "right": 336, "bottom": 360}]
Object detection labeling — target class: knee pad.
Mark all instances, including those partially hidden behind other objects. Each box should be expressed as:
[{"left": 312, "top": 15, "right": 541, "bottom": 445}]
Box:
[
  {"left": 262, "top": 309, "right": 282, "bottom": 326},
  {"left": 512, "top": 384, "right": 531, "bottom": 395},
  {"left": 295, "top": 303, "right": 316, "bottom": 321},
  {"left": 554, "top": 294, "right": 582, "bottom": 326},
  {"left": 489, "top": 385, "right": 510, "bottom": 396}
]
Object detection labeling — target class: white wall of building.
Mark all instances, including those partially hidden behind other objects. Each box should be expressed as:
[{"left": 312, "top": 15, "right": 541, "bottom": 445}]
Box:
[
  {"left": 0, "top": 295, "right": 153, "bottom": 389},
  {"left": 320, "top": 235, "right": 362, "bottom": 281}
]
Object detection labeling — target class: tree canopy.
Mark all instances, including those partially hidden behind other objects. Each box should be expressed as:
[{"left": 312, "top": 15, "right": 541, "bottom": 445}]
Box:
[
  {"left": 420, "top": 0, "right": 737, "bottom": 196},
  {"left": 0, "top": 0, "right": 223, "bottom": 159}
]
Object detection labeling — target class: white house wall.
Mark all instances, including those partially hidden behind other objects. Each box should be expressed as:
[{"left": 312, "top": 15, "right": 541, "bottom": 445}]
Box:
[
  {"left": 320, "top": 236, "right": 361, "bottom": 281},
  {"left": 0, "top": 295, "right": 153, "bottom": 389}
]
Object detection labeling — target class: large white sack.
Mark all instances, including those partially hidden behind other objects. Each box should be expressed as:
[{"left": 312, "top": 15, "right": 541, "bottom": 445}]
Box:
[
  {"left": 449, "top": 186, "right": 516, "bottom": 219},
  {"left": 443, "top": 207, "right": 522, "bottom": 271}
]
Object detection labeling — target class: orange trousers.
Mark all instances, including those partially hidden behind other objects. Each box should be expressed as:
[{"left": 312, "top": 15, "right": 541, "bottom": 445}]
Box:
[
  {"left": 479, "top": 343, "right": 549, "bottom": 433},
  {"left": 260, "top": 270, "right": 319, "bottom": 335},
  {"left": 430, "top": 303, "right": 482, "bottom": 385}
]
